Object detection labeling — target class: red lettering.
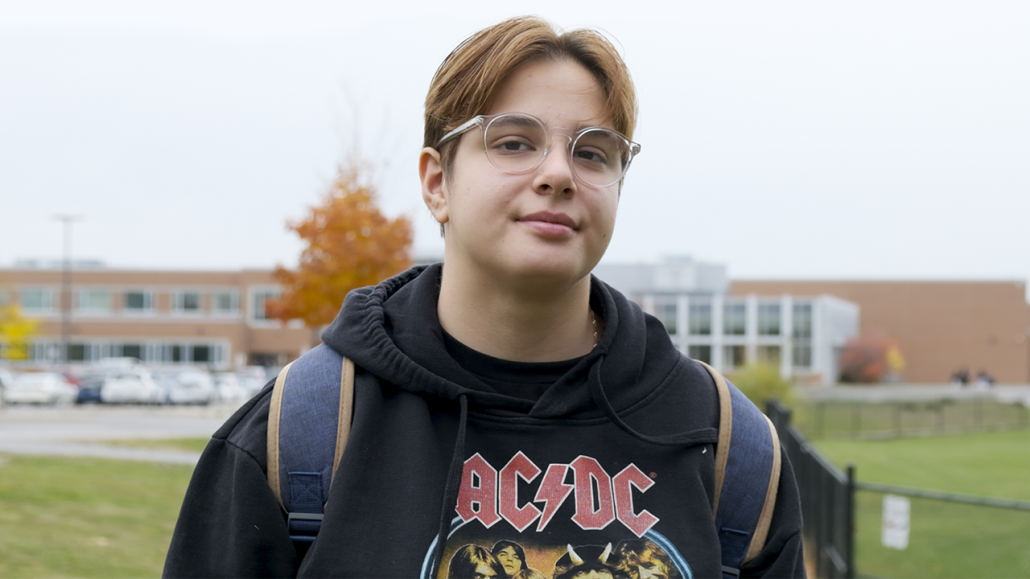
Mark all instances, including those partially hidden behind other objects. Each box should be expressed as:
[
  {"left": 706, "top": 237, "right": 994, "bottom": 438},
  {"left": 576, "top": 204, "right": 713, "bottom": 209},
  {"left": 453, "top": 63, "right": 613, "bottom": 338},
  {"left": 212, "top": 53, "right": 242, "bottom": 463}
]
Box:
[
  {"left": 498, "top": 452, "right": 542, "bottom": 532},
  {"left": 534, "top": 464, "right": 574, "bottom": 532},
  {"left": 454, "top": 453, "right": 500, "bottom": 528},
  {"left": 570, "top": 456, "right": 615, "bottom": 531},
  {"left": 613, "top": 464, "right": 659, "bottom": 537}
]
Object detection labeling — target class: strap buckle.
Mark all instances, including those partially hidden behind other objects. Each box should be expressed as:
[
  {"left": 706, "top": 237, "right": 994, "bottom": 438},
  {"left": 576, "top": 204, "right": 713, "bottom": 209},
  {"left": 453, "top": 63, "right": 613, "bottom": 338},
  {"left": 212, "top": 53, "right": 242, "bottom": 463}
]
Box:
[{"left": 287, "top": 512, "right": 324, "bottom": 545}]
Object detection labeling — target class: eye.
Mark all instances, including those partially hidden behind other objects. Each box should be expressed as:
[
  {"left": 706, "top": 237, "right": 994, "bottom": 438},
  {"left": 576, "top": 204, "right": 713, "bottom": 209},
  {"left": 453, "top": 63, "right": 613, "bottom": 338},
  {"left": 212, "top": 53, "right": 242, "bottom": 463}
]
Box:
[
  {"left": 573, "top": 147, "right": 609, "bottom": 165},
  {"left": 494, "top": 138, "right": 535, "bottom": 153}
]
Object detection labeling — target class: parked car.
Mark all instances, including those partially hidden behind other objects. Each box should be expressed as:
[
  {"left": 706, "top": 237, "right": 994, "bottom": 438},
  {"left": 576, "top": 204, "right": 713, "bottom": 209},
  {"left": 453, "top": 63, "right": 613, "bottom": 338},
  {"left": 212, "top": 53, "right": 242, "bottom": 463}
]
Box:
[
  {"left": 3, "top": 372, "right": 77, "bottom": 405},
  {"left": 75, "top": 373, "right": 106, "bottom": 404},
  {"left": 100, "top": 369, "right": 164, "bottom": 404},
  {"left": 213, "top": 372, "right": 245, "bottom": 402},
  {"left": 237, "top": 370, "right": 268, "bottom": 399},
  {"left": 154, "top": 370, "right": 216, "bottom": 405},
  {"left": 0, "top": 367, "right": 16, "bottom": 408}
]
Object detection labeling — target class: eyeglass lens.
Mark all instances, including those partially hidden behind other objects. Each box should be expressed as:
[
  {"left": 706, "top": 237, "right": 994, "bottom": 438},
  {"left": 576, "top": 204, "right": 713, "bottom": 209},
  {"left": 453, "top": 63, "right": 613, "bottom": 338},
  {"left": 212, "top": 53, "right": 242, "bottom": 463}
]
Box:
[{"left": 484, "top": 114, "right": 632, "bottom": 187}]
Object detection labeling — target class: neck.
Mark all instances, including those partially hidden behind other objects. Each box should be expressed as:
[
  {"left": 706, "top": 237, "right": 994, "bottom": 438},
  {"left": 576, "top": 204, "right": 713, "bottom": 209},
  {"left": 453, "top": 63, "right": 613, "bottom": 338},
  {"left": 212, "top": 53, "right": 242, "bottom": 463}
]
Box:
[{"left": 436, "top": 261, "right": 597, "bottom": 363}]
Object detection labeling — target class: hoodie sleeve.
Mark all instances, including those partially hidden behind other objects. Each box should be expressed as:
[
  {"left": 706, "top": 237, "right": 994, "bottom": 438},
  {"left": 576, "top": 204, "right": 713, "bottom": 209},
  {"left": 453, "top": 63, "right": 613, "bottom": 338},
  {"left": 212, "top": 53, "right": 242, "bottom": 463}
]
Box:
[
  {"left": 163, "top": 396, "right": 299, "bottom": 578},
  {"left": 740, "top": 448, "right": 807, "bottom": 578}
]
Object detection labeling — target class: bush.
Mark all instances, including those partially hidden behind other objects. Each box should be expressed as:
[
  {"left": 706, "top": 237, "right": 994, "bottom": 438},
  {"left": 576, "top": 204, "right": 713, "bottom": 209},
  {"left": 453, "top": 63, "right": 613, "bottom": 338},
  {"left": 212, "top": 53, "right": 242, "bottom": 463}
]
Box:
[{"left": 726, "top": 363, "right": 796, "bottom": 410}]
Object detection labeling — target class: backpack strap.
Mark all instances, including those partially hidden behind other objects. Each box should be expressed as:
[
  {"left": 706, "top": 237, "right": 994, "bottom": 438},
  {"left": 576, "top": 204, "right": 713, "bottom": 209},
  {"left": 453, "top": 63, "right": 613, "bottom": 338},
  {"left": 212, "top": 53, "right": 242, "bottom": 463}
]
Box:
[
  {"left": 698, "top": 361, "right": 782, "bottom": 579},
  {"left": 266, "top": 343, "right": 354, "bottom": 550}
]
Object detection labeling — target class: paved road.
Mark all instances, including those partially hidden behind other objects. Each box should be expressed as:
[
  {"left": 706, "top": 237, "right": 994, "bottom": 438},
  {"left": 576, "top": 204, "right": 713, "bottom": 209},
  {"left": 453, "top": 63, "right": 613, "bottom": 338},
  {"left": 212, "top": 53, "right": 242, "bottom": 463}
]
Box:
[{"left": 0, "top": 403, "right": 242, "bottom": 465}]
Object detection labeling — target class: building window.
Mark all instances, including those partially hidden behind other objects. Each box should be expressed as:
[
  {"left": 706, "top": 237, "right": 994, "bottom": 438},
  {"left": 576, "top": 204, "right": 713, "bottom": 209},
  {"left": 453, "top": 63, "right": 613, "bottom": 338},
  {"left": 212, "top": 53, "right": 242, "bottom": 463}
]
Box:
[
  {"left": 723, "top": 303, "right": 746, "bottom": 336},
  {"left": 174, "top": 291, "right": 202, "bottom": 313},
  {"left": 688, "top": 303, "right": 712, "bottom": 336},
  {"left": 688, "top": 345, "right": 712, "bottom": 364},
  {"left": 758, "top": 303, "right": 781, "bottom": 336},
  {"left": 793, "top": 345, "right": 812, "bottom": 369},
  {"left": 252, "top": 289, "right": 281, "bottom": 321},
  {"left": 123, "top": 290, "right": 153, "bottom": 313},
  {"left": 757, "top": 345, "right": 781, "bottom": 366},
  {"left": 655, "top": 299, "right": 678, "bottom": 335},
  {"left": 76, "top": 289, "right": 112, "bottom": 313},
  {"left": 20, "top": 288, "right": 54, "bottom": 313},
  {"left": 192, "top": 345, "right": 211, "bottom": 363},
  {"left": 67, "top": 344, "right": 86, "bottom": 362},
  {"left": 792, "top": 303, "right": 812, "bottom": 338},
  {"left": 723, "top": 345, "right": 746, "bottom": 369},
  {"left": 212, "top": 291, "right": 239, "bottom": 314}
]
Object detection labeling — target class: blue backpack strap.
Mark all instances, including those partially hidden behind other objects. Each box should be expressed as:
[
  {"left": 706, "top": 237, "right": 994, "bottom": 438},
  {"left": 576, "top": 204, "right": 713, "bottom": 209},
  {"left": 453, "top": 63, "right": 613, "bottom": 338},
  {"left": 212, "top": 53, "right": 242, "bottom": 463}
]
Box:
[
  {"left": 266, "top": 343, "right": 355, "bottom": 549},
  {"left": 697, "top": 361, "right": 782, "bottom": 579}
]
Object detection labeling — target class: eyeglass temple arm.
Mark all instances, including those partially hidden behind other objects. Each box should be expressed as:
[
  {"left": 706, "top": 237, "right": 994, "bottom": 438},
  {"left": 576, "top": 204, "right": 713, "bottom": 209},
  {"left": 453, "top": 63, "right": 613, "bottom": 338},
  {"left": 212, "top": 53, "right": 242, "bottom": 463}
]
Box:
[{"left": 437, "top": 116, "right": 485, "bottom": 147}]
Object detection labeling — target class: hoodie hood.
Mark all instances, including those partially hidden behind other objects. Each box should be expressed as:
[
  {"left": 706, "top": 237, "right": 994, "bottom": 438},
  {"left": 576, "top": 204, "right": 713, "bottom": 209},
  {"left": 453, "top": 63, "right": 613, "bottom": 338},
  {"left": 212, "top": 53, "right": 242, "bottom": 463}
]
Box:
[{"left": 321, "top": 263, "right": 682, "bottom": 420}]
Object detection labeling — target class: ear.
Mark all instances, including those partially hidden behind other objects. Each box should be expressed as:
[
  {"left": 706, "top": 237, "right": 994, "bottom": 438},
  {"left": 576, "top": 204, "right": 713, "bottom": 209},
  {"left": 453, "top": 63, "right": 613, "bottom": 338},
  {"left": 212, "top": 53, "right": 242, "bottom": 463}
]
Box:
[{"left": 419, "top": 147, "right": 449, "bottom": 227}]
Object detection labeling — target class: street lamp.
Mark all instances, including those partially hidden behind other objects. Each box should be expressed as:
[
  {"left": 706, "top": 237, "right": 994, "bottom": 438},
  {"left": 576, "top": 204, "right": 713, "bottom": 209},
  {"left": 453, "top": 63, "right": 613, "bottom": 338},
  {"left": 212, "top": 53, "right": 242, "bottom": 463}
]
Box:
[{"left": 53, "top": 214, "right": 82, "bottom": 364}]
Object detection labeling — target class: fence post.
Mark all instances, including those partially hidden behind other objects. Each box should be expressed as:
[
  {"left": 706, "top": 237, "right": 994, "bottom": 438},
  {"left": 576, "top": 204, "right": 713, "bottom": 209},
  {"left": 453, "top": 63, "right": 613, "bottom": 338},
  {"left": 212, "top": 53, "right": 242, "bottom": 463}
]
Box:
[{"left": 845, "top": 464, "right": 856, "bottom": 579}]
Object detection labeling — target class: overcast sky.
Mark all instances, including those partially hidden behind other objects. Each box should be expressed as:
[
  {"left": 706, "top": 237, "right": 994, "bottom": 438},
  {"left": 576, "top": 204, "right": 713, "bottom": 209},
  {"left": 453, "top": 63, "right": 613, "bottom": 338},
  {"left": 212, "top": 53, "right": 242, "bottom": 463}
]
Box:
[{"left": 2, "top": 1, "right": 1028, "bottom": 299}]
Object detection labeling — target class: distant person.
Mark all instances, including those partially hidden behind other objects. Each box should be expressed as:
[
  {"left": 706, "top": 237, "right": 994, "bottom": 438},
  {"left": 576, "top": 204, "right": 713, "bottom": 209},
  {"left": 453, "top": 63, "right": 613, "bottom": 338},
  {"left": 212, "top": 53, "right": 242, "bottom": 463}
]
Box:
[
  {"left": 163, "top": 15, "right": 804, "bottom": 579},
  {"left": 950, "top": 368, "right": 970, "bottom": 386},
  {"left": 975, "top": 370, "right": 995, "bottom": 389}
]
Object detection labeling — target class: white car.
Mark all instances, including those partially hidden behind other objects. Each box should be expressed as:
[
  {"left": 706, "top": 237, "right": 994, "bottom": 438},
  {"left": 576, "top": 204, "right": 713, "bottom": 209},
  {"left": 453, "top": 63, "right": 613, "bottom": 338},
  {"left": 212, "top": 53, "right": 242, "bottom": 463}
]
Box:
[
  {"left": 100, "top": 369, "right": 164, "bottom": 404},
  {"left": 4, "top": 372, "right": 77, "bottom": 405},
  {"left": 213, "top": 372, "right": 245, "bottom": 402},
  {"left": 155, "top": 370, "right": 216, "bottom": 405}
]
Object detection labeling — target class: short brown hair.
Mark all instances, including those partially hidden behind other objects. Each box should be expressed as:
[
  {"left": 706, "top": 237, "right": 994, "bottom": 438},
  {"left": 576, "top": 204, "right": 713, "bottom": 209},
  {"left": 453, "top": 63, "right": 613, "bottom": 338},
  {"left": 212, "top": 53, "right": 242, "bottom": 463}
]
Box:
[{"left": 424, "top": 16, "right": 637, "bottom": 168}]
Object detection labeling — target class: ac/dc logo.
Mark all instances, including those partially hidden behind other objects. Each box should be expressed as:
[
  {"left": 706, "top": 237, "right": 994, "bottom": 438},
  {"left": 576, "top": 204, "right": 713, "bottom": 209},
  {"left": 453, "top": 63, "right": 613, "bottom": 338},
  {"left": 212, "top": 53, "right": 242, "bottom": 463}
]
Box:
[{"left": 454, "top": 451, "right": 659, "bottom": 537}]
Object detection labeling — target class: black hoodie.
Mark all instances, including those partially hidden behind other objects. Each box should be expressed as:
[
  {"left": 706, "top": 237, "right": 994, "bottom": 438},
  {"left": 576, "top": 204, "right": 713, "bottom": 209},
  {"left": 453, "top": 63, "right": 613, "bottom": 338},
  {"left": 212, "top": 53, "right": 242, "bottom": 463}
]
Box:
[{"left": 164, "top": 264, "right": 805, "bottom": 578}]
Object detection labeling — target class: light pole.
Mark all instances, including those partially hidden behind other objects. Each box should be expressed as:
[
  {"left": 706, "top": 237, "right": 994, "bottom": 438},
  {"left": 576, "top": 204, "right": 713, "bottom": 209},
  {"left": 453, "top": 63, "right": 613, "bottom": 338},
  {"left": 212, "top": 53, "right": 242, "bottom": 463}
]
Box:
[{"left": 53, "top": 214, "right": 82, "bottom": 364}]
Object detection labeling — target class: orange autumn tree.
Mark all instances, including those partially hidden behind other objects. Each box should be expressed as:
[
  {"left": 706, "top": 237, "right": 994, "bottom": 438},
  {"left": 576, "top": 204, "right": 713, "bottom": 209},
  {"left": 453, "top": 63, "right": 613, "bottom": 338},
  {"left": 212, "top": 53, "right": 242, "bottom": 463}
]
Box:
[
  {"left": 266, "top": 160, "right": 413, "bottom": 327},
  {"left": 838, "top": 333, "right": 905, "bottom": 383}
]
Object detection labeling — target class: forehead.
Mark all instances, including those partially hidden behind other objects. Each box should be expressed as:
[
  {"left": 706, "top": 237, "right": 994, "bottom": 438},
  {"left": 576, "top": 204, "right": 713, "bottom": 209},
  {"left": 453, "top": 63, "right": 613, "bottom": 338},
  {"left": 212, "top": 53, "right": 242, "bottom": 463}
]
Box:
[{"left": 484, "top": 59, "right": 609, "bottom": 129}]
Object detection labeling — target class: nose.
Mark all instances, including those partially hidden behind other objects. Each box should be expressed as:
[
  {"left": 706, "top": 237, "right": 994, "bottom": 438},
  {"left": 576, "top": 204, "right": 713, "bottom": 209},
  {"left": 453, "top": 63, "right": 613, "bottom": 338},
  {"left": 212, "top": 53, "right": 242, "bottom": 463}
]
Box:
[{"left": 532, "top": 135, "right": 577, "bottom": 197}]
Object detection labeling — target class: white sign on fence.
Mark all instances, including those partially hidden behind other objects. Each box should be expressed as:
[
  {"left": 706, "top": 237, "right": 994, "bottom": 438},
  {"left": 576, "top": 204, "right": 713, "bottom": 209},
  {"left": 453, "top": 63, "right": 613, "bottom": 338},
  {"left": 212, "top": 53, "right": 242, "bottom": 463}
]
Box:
[{"left": 881, "top": 494, "right": 911, "bottom": 550}]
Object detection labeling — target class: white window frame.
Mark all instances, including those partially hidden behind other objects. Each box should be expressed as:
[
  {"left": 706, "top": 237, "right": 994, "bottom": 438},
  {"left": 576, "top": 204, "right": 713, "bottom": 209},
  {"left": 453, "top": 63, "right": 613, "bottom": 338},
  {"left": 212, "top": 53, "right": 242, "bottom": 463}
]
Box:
[
  {"left": 122, "top": 289, "right": 154, "bottom": 315},
  {"left": 172, "top": 289, "right": 203, "bottom": 315},
  {"left": 75, "top": 288, "right": 113, "bottom": 314},
  {"left": 249, "top": 286, "right": 282, "bottom": 325},
  {"left": 19, "top": 287, "right": 55, "bottom": 314},
  {"left": 211, "top": 289, "right": 240, "bottom": 316}
]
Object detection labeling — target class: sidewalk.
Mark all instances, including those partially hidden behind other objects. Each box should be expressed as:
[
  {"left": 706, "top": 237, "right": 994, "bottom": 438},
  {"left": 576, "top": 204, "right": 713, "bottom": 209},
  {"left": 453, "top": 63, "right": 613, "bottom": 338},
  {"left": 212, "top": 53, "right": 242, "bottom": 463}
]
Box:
[{"left": 0, "top": 403, "right": 240, "bottom": 465}]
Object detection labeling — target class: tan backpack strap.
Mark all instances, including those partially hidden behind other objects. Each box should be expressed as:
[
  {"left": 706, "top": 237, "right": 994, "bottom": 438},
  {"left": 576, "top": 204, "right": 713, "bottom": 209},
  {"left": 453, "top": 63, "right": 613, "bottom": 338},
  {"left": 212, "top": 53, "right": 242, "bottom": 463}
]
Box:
[
  {"left": 330, "top": 357, "right": 355, "bottom": 484},
  {"left": 745, "top": 415, "right": 782, "bottom": 562},
  {"left": 698, "top": 360, "right": 733, "bottom": 515},
  {"left": 266, "top": 361, "right": 295, "bottom": 511}
]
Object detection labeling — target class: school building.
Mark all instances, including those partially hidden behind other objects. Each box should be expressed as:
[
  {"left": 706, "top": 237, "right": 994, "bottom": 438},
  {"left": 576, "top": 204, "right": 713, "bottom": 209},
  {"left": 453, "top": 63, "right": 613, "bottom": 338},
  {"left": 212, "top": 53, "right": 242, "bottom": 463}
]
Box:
[
  {"left": 4, "top": 258, "right": 1029, "bottom": 383},
  {"left": 0, "top": 263, "right": 310, "bottom": 370}
]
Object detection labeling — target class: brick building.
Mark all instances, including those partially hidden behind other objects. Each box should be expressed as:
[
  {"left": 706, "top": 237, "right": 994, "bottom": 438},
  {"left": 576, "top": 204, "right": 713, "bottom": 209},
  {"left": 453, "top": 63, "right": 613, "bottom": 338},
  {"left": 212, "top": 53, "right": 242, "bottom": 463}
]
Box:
[
  {"left": 730, "top": 280, "right": 1030, "bottom": 383},
  {"left": 0, "top": 265, "right": 312, "bottom": 369}
]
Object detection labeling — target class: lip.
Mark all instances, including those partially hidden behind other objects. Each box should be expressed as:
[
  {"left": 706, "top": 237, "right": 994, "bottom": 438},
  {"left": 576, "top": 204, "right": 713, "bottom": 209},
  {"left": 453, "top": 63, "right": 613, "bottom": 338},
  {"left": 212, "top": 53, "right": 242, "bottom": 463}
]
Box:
[
  {"left": 519, "top": 211, "right": 577, "bottom": 230},
  {"left": 518, "top": 211, "right": 578, "bottom": 238}
]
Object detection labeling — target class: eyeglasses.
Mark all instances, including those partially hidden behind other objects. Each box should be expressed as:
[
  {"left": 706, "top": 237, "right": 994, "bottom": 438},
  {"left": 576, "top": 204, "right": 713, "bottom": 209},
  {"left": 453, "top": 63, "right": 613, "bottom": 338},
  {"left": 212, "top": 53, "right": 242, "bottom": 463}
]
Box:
[{"left": 437, "top": 112, "right": 641, "bottom": 188}]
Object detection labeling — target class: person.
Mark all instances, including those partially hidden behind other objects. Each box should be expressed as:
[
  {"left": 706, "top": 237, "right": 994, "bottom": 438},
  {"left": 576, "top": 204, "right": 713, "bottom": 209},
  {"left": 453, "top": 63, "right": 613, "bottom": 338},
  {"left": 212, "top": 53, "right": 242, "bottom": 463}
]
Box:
[
  {"left": 163, "top": 16, "right": 805, "bottom": 578},
  {"left": 448, "top": 544, "right": 506, "bottom": 579},
  {"left": 491, "top": 540, "right": 530, "bottom": 576}
]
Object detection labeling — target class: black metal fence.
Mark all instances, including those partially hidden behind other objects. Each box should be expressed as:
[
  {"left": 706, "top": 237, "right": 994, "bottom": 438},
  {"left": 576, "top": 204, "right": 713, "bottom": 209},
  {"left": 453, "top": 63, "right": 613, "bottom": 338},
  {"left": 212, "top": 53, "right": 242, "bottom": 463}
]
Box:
[
  {"left": 769, "top": 400, "right": 1030, "bottom": 578},
  {"left": 768, "top": 401, "right": 854, "bottom": 578}
]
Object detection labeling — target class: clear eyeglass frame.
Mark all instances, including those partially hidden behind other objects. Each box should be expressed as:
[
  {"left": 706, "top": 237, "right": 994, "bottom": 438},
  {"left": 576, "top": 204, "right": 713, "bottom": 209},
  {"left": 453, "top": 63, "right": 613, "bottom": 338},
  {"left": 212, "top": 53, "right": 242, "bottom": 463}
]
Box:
[{"left": 436, "top": 112, "right": 642, "bottom": 188}]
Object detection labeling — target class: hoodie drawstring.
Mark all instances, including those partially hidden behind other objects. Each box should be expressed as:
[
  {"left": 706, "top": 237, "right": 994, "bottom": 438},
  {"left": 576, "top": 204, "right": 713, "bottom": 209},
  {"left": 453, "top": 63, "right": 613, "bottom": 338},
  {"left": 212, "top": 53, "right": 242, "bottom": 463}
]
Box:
[
  {"left": 587, "top": 355, "right": 716, "bottom": 447},
  {"left": 431, "top": 392, "right": 469, "bottom": 577}
]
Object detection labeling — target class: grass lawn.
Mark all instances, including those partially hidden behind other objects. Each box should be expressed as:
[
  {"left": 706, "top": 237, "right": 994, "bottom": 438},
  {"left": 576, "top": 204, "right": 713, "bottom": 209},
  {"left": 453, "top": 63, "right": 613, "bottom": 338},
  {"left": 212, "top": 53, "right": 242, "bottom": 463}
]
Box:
[
  {"left": 101, "top": 437, "right": 211, "bottom": 453},
  {"left": 0, "top": 442, "right": 205, "bottom": 578},
  {"left": 815, "top": 429, "right": 1030, "bottom": 578}
]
